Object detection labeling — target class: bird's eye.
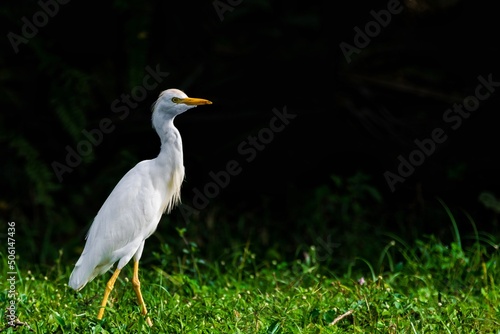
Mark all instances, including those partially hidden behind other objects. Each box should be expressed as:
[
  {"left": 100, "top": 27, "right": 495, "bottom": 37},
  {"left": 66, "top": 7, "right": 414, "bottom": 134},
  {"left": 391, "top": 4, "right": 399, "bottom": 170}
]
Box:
[{"left": 171, "top": 97, "right": 181, "bottom": 103}]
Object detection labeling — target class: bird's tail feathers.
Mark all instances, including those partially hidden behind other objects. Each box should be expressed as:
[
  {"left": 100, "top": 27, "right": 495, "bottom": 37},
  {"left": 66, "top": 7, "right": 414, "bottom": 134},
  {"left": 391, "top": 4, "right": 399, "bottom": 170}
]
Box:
[{"left": 68, "top": 256, "right": 112, "bottom": 291}]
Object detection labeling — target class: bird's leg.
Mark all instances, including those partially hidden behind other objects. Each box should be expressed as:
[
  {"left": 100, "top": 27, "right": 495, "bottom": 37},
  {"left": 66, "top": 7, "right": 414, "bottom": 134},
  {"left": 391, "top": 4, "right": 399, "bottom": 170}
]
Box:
[
  {"left": 132, "top": 260, "right": 153, "bottom": 327},
  {"left": 97, "top": 268, "right": 121, "bottom": 321}
]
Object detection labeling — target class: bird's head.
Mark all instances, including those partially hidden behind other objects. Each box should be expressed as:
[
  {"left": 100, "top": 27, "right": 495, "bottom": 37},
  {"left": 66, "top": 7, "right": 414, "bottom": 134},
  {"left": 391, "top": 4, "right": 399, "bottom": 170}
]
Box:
[
  {"left": 152, "top": 88, "right": 212, "bottom": 117},
  {"left": 151, "top": 88, "right": 212, "bottom": 135}
]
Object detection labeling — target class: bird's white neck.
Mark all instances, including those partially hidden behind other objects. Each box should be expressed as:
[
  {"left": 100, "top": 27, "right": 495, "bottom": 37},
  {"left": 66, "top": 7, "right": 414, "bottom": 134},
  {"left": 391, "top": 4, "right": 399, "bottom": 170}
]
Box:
[
  {"left": 155, "top": 121, "right": 182, "bottom": 160},
  {"left": 154, "top": 120, "right": 184, "bottom": 213}
]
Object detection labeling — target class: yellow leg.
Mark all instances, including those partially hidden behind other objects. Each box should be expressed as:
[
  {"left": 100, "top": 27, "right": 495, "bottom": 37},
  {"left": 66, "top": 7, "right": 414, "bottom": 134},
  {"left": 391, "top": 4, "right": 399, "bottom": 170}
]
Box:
[
  {"left": 132, "top": 261, "right": 153, "bottom": 327},
  {"left": 97, "top": 268, "right": 121, "bottom": 321}
]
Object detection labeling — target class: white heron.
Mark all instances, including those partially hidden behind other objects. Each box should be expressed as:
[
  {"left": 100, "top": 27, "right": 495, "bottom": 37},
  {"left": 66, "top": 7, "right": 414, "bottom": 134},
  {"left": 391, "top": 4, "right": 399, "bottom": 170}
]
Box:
[{"left": 68, "top": 88, "right": 212, "bottom": 326}]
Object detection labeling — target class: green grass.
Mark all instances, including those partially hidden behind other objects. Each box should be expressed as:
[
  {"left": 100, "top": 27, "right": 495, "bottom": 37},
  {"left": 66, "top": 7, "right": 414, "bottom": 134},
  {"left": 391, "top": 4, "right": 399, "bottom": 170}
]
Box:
[{"left": 2, "top": 230, "right": 500, "bottom": 333}]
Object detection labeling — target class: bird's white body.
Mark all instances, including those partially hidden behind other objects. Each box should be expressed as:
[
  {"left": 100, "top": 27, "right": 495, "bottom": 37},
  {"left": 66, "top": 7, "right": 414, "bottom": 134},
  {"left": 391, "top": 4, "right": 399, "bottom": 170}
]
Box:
[
  {"left": 68, "top": 139, "right": 184, "bottom": 290},
  {"left": 69, "top": 89, "right": 211, "bottom": 297}
]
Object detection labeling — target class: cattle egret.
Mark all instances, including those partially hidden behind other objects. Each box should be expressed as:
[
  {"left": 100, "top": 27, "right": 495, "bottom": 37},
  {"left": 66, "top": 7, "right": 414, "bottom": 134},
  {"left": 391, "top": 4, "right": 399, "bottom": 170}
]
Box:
[{"left": 68, "top": 89, "right": 212, "bottom": 326}]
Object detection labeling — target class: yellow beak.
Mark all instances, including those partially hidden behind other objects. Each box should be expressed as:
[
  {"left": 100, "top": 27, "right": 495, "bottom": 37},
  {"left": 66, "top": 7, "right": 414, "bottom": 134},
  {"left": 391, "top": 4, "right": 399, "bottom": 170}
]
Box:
[{"left": 179, "top": 97, "right": 212, "bottom": 105}]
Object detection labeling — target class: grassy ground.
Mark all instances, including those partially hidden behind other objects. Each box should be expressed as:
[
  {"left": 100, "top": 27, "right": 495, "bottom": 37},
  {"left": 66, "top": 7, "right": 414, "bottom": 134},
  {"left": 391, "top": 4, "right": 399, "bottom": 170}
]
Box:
[{"left": 2, "top": 227, "right": 500, "bottom": 333}]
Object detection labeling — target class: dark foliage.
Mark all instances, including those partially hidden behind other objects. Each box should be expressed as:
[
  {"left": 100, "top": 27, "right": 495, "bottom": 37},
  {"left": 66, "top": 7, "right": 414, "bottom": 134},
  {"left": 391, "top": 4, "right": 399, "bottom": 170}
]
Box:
[{"left": 1, "top": 0, "right": 499, "bottom": 264}]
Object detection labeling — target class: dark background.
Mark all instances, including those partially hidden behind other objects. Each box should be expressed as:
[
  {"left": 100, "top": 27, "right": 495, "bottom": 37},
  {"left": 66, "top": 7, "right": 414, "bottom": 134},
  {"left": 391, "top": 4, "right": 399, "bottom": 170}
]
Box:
[{"left": 1, "top": 0, "right": 499, "bottom": 267}]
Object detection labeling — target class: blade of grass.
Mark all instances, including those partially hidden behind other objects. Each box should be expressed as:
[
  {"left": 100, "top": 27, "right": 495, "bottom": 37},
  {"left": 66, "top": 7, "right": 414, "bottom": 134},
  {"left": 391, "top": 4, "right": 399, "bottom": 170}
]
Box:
[{"left": 437, "top": 197, "right": 461, "bottom": 249}]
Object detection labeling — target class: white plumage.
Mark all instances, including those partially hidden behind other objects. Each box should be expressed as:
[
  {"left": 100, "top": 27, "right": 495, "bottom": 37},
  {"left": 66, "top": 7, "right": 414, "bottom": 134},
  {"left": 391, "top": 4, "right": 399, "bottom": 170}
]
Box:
[{"left": 68, "top": 88, "right": 212, "bottom": 326}]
